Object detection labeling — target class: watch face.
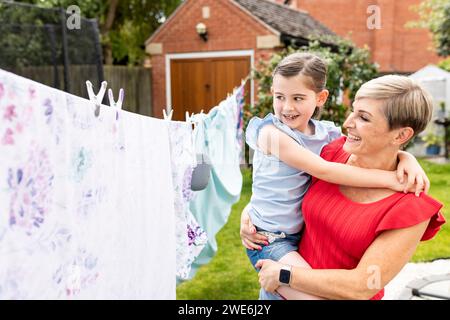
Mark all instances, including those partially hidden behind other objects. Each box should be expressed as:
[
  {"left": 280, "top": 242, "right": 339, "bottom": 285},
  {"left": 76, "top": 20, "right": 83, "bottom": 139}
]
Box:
[{"left": 279, "top": 269, "right": 290, "bottom": 284}]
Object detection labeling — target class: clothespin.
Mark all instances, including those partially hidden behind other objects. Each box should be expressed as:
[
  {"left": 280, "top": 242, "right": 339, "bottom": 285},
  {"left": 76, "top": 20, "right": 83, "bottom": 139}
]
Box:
[
  {"left": 238, "top": 74, "right": 251, "bottom": 92},
  {"left": 108, "top": 88, "right": 124, "bottom": 110},
  {"left": 193, "top": 110, "right": 205, "bottom": 130},
  {"left": 185, "top": 111, "right": 191, "bottom": 123},
  {"left": 163, "top": 109, "right": 173, "bottom": 121},
  {"left": 186, "top": 111, "right": 197, "bottom": 128},
  {"left": 86, "top": 80, "right": 107, "bottom": 117}
]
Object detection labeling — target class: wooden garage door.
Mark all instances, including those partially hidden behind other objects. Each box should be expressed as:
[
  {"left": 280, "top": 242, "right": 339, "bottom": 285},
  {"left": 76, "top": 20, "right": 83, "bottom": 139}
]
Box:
[{"left": 170, "top": 56, "right": 250, "bottom": 121}]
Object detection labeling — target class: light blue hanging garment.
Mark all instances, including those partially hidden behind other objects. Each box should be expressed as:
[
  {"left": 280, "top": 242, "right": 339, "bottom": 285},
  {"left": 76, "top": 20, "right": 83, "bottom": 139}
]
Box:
[{"left": 185, "top": 94, "right": 243, "bottom": 280}]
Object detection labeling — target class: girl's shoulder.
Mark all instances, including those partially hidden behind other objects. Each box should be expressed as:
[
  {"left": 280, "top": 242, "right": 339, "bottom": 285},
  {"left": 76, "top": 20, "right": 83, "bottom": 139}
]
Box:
[
  {"left": 246, "top": 114, "right": 276, "bottom": 150},
  {"left": 246, "top": 113, "right": 300, "bottom": 150},
  {"left": 311, "top": 119, "right": 342, "bottom": 142}
]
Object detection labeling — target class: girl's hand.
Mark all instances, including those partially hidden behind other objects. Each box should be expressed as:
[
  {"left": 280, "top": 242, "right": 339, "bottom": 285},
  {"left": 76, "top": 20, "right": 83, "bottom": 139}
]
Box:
[
  {"left": 240, "top": 204, "right": 269, "bottom": 250},
  {"left": 397, "top": 151, "right": 430, "bottom": 196}
]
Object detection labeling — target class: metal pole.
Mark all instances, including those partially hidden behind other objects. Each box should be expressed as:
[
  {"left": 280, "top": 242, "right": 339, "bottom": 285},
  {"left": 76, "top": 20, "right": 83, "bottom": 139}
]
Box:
[
  {"left": 445, "top": 123, "right": 449, "bottom": 159},
  {"left": 60, "top": 8, "right": 70, "bottom": 92},
  {"left": 46, "top": 24, "right": 60, "bottom": 90},
  {"left": 90, "top": 18, "right": 105, "bottom": 98}
]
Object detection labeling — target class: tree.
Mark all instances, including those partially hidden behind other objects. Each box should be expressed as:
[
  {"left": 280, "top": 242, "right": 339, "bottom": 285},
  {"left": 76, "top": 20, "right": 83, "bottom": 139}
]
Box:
[
  {"left": 249, "top": 38, "right": 379, "bottom": 129},
  {"left": 408, "top": 0, "right": 450, "bottom": 57},
  {"left": 21, "top": 0, "right": 182, "bottom": 65},
  {"left": 438, "top": 57, "right": 450, "bottom": 72}
]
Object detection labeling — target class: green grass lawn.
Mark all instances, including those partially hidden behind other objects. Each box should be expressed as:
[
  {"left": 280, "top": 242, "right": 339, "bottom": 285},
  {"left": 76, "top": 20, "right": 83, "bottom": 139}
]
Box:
[
  {"left": 176, "top": 160, "right": 450, "bottom": 299},
  {"left": 411, "top": 159, "right": 450, "bottom": 262}
]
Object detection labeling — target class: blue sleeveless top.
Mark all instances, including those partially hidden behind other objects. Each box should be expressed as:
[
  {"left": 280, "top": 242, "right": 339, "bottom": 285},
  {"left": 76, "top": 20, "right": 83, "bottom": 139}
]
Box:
[{"left": 246, "top": 113, "right": 341, "bottom": 234}]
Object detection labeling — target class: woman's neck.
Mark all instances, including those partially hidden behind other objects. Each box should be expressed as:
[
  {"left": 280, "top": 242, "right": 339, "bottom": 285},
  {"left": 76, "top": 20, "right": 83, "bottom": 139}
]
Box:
[{"left": 347, "top": 150, "right": 398, "bottom": 171}]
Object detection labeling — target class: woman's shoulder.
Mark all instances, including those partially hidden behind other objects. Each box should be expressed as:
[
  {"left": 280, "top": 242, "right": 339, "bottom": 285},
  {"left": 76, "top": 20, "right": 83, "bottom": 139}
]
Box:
[
  {"left": 376, "top": 193, "right": 445, "bottom": 241},
  {"left": 320, "top": 136, "right": 348, "bottom": 162}
]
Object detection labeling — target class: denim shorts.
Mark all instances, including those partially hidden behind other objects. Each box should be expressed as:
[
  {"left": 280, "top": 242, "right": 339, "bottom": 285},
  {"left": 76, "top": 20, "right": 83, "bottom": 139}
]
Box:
[{"left": 246, "top": 227, "right": 301, "bottom": 270}]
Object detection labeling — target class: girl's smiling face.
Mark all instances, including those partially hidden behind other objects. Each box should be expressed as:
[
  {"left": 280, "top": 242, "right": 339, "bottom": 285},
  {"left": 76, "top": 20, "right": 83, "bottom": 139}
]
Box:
[{"left": 272, "top": 74, "right": 328, "bottom": 133}]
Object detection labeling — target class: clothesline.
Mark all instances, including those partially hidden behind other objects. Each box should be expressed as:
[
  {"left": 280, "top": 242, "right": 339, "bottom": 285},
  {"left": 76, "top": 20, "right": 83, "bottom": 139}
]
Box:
[{"left": 0, "top": 68, "right": 244, "bottom": 299}]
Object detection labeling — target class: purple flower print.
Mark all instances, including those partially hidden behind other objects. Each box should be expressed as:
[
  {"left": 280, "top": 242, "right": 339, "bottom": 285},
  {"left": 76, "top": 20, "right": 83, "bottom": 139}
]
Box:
[
  {"left": 0, "top": 83, "right": 4, "bottom": 99},
  {"left": 187, "top": 224, "right": 206, "bottom": 246},
  {"left": 8, "top": 145, "right": 54, "bottom": 236},
  {"left": 187, "top": 224, "right": 197, "bottom": 246},
  {"left": 181, "top": 167, "right": 194, "bottom": 202},
  {"left": 43, "top": 98, "right": 53, "bottom": 124},
  {"left": 76, "top": 187, "right": 106, "bottom": 217},
  {"left": 2, "top": 128, "right": 14, "bottom": 145},
  {"left": 4, "top": 104, "right": 17, "bottom": 121},
  {"left": 29, "top": 86, "right": 36, "bottom": 99}
]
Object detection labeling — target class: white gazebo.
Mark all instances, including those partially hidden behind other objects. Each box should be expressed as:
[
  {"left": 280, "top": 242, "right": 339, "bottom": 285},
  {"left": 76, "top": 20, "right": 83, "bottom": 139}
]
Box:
[{"left": 408, "top": 65, "right": 450, "bottom": 156}]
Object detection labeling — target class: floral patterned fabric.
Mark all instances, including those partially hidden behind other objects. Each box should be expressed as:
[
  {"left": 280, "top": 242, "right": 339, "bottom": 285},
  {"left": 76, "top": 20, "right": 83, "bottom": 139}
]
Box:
[
  {"left": 0, "top": 69, "right": 176, "bottom": 299},
  {"left": 166, "top": 121, "right": 207, "bottom": 280},
  {"left": 234, "top": 84, "right": 245, "bottom": 163}
]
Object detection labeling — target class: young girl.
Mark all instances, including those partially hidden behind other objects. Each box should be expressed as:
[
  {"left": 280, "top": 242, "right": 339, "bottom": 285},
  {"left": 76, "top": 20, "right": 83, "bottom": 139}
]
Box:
[{"left": 244, "top": 53, "right": 428, "bottom": 299}]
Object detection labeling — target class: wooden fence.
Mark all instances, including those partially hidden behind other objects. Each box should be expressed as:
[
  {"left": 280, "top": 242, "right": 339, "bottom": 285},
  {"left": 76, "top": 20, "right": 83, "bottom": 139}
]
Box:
[{"left": 12, "top": 65, "right": 152, "bottom": 116}]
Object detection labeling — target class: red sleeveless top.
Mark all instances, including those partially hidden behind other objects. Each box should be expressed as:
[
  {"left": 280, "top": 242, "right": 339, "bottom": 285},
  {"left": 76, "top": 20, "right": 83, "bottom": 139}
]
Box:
[{"left": 299, "top": 137, "right": 446, "bottom": 300}]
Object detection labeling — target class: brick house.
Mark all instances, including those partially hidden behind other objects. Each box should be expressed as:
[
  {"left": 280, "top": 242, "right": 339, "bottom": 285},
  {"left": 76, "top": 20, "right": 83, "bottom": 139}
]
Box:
[
  {"left": 273, "top": 0, "right": 441, "bottom": 73},
  {"left": 145, "top": 0, "right": 335, "bottom": 120}
]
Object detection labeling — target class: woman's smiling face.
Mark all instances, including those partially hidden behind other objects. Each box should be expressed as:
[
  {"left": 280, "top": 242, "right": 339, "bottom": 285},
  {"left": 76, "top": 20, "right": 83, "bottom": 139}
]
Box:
[{"left": 343, "top": 98, "right": 398, "bottom": 156}]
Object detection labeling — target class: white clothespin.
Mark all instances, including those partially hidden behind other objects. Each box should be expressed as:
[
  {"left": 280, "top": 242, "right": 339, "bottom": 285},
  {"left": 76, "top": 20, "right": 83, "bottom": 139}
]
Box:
[
  {"left": 86, "top": 80, "right": 107, "bottom": 117},
  {"left": 186, "top": 111, "right": 196, "bottom": 129},
  {"left": 108, "top": 88, "right": 124, "bottom": 110},
  {"left": 238, "top": 74, "right": 250, "bottom": 92},
  {"left": 196, "top": 110, "right": 204, "bottom": 130},
  {"left": 163, "top": 109, "right": 173, "bottom": 121},
  {"left": 185, "top": 111, "right": 191, "bottom": 123}
]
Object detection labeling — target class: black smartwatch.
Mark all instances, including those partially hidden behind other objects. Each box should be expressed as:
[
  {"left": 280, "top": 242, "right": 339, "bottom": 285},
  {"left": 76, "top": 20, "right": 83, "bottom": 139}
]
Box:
[{"left": 279, "top": 265, "right": 292, "bottom": 286}]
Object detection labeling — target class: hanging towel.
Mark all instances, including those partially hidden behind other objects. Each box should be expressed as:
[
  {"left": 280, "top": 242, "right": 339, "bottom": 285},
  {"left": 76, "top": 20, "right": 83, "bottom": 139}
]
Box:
[
  {"left": 0, "top": 69, "right": 176, "bottom": 299},
  {"left": 186, "top": 93, "right": 243, "bottom": 280}
]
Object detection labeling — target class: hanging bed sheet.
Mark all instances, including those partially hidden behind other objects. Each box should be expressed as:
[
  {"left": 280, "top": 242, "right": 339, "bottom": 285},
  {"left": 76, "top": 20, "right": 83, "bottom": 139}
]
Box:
[{"left": 0, "top": 69, "right": 176, "bottom": 299}]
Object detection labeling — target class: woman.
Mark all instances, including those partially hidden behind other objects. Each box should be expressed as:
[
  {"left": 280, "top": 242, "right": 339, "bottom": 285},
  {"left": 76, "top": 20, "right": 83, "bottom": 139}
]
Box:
[{"left": 240, "top": 75, "right": 446, "bottom": 300}]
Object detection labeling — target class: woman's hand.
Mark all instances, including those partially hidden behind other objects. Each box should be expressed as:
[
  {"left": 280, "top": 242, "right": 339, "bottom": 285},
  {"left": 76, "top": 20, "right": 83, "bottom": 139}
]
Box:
[
  {"left": 255, "top": 259, "right": 283, "bottom": 293},
  {"left": 397, "top": 151, "right": 430, "bottom": 196},
  {"left": 240, "top": 204, "right": 268, "bottom": 251}
]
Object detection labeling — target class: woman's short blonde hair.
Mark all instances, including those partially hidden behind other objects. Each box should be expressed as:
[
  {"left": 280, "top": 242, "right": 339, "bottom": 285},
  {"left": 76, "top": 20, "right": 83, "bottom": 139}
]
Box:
[{"left": 355, "top": 75, "right": 433, "bottom": 139}]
